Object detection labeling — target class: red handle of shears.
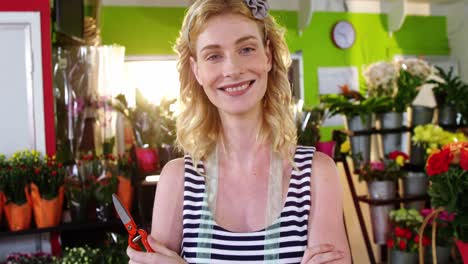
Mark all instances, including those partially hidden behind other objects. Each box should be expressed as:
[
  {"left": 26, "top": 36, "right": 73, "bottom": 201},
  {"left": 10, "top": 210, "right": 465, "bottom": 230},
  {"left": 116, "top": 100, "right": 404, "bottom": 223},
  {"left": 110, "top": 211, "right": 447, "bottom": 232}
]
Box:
[{"left": 125, "top": 221, "right": 154, "bottom": 252}]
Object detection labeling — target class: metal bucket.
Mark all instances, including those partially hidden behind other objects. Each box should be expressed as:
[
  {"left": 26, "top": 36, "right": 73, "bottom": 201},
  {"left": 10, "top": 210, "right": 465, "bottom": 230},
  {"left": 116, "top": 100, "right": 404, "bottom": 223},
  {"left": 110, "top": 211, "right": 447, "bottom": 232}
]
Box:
[
  {"left": 390, "top": 249, "right": 418, "bottom": 264},
  {"left": 379, "top": 112, "right": 403, "bottom": 155},
  {"left": 410, "top": 144, "right": 426, "bottom": 166},
  {"left": 403, "top": 172, "right": 428, "bottom": 210},
  {"left": 425, "top": 246, "right": 452, "bottom": 264},
  {"left": 368, "top": 181, "right": 396, "bottom": 244},
  {"left": 438, "top": 105, "right": 457, "bottom": 127},
  {"left": 411, "top": 106, "right": 434, "bottom": 126},
  {"left": 346, "top": 114, "right": 372, "bottom": 168}
]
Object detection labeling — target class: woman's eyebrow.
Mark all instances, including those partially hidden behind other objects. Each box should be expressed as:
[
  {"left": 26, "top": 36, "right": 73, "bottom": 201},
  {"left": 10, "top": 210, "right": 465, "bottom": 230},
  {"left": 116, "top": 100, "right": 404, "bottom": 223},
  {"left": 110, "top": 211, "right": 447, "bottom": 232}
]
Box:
[{"left": 199, "top": 35, "right": 259, "bottom": 54}]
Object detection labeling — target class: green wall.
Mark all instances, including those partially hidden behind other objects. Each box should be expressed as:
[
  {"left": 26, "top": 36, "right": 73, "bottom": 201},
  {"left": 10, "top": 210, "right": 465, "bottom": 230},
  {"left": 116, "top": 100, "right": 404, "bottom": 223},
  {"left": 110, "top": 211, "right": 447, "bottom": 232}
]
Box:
[{"left": 101, "top": 7, "right": 449, "bottom": 140}]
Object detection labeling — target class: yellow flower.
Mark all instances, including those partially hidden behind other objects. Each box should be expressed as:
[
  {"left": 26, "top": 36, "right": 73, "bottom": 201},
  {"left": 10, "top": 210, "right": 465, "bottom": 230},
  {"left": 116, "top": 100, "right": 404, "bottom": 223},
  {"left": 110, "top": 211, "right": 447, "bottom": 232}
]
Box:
[
  {"left": 395, "top": 155, "right": 405, "bottom": 166},
  {"left": 340, "top": 140, "right": 350, "bottom": 153}
]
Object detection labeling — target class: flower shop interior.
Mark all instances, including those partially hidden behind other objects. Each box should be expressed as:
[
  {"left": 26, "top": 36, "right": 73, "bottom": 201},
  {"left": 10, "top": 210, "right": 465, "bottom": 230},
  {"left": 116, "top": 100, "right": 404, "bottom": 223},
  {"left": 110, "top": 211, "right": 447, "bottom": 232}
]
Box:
[{"left": 1, "top": 0, "right": 468, "bottom": 263}]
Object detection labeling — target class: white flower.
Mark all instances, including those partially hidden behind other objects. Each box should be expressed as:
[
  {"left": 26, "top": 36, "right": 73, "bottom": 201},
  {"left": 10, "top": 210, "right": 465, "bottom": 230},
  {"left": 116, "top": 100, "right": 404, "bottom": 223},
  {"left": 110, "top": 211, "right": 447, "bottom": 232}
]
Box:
[
  {"left": 398, "top": 58, "right": 432, "bottom": 79},
  {"left": 363, "top": 61, "right": 397, "bottom": 97}
]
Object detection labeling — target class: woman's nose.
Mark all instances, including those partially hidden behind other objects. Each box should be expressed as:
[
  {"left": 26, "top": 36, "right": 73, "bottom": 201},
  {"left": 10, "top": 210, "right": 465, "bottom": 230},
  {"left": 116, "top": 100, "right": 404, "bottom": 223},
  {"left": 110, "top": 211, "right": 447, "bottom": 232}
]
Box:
[{"left": 222, "top": 55, "right": 244, "bottom": 78}]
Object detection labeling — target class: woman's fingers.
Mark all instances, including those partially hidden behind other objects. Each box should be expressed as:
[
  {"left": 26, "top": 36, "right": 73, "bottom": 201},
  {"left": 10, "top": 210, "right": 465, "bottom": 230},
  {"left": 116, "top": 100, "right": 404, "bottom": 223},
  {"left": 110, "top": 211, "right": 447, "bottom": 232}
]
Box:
[
  {"left": 301, "top": 244, "right": 345, "bottom": 264},
  {"left": 127, "top": 246, "right": 174, "bottom": 264}
]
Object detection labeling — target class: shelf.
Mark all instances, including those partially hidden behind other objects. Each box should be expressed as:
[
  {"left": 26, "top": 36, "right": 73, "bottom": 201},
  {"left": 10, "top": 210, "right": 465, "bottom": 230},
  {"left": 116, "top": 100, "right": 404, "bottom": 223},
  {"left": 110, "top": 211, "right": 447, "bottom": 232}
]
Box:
[
  {"left": 0, "top": 219, "right": 125, "bottom": 239},
  {"left": 357, "top": 194, "right": 428, "bottom": 206}
]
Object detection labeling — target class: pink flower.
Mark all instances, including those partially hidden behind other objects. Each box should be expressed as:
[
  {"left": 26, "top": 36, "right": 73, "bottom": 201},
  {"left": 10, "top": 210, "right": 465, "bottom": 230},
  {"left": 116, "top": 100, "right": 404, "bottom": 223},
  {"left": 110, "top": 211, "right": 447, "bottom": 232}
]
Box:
[{"left": 370, "top": 161, "right": 385, "bottom": 171}]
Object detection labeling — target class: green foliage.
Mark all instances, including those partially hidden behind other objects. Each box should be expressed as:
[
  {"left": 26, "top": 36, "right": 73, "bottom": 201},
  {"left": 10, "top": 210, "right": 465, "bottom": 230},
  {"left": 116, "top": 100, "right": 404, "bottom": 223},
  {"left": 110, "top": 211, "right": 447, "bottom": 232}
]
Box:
[
  {"left": 296, "top": 106, "right": 324, "bottom": 146},
  {"left": 113, "top": 92, "right": 177, "bottom": 148},
  {"left": 31, "top": 156, "right": 65, "bottom": 200},
  {"left": 1, "top": 164, "right": 30, "bottom": 205},
  {"left": 390, "top": 208, "right": 424, "bottom": 227},
  {"left": 321, "top": 94, "right": 392, "bottom": 121},
  {"left": 394, "top": 69, "right": 423, "bottom": 112},
  {"left": 428, "top": 66, "right": 468, "bottom": 108},
  {"left": 94, "top": 174, "right": 118, "bottom": 205}
]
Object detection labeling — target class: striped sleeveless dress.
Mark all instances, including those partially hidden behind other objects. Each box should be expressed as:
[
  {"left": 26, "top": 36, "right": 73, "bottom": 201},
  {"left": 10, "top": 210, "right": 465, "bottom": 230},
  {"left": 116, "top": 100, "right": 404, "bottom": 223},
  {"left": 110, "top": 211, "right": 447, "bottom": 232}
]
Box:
[{"left": 181, "top": 146, "right": 315, "bottom": 263}]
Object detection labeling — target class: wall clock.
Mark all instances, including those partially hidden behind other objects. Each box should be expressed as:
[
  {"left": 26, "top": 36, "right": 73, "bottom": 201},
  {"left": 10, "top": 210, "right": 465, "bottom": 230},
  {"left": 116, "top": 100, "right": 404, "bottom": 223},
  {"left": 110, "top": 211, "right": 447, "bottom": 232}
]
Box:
[{"left": 331, "top": 20, "right": 356, "bottom": 49}]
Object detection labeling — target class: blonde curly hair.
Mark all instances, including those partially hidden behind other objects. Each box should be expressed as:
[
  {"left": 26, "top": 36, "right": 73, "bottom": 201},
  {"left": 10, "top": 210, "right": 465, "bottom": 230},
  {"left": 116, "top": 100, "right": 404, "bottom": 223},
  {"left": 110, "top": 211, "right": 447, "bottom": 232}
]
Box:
[{"left": 174, "top": 0, "right": 297, "bottom": 167}]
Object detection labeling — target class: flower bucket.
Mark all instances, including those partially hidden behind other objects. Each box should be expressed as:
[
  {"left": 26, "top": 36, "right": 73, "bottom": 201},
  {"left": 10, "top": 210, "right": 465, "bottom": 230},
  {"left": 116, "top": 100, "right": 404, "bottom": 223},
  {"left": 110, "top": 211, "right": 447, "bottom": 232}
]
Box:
[
  {"left": 4, "top": 187, "right": 32, "bottom": 231},
  {"left": 403, "top": 172, "right": 428, "bottom": 211},
  {"left": 438, "top": 105, "right": 457, "bottom": 128},
  {"left": 117, "top": 175, "right": 134, "bottom": 212},
  {"left": 345, "top": 114, "right": 372, "bottom": 168},
  {"left": 411, "top": 106, "right": 434, "bottom": 126},
  {"left": 410, "top": 144, "right": 427, "bottom": 166},
  {"left": 30, "top": 183, "right": 64, "bottom": 228},
  {"left": 379, "top": 112, "right": 404, "bottom": 155},
  {"left": 316, "top": 141, "right": 336, "bottom": 158},
  {"left": 456, "top": 239, "right": 468, "bottom": 264},
  {"left": 425, "top": 246, "right": 451, "bottom": 264},
  {"left": 69, "top": 200, "right": 89, "bottom": 223},
  {"left": 368, "top": 180, "right": 396, "bottom": 244},
  {"left": 4, "top": 202, "right": 32, "bottom": 231},
  {"left": 391, "top": 249, "right": 418, "bottom": 264}
]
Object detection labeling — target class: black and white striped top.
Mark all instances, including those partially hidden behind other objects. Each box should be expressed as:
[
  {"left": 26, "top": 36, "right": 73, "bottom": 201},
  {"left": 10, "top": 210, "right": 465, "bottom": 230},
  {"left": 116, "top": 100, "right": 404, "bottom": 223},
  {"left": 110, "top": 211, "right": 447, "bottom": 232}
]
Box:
[{"left": 181, "top": 146, "right": 315, "bottom": 263}]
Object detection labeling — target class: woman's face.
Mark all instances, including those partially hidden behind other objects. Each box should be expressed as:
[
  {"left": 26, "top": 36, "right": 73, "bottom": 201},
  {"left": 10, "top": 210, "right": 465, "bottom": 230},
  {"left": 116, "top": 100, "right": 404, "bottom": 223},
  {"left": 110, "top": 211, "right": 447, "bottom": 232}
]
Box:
[{"left": 190, "top": 13, "right": 272, "bottom": 117}]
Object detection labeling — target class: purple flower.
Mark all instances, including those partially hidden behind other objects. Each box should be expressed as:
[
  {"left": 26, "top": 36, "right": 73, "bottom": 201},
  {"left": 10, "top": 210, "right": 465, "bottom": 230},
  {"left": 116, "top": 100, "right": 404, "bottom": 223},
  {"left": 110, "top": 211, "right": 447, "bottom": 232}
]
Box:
[{"left": 370, "top": 161, "right": 385, "bottom": 171}]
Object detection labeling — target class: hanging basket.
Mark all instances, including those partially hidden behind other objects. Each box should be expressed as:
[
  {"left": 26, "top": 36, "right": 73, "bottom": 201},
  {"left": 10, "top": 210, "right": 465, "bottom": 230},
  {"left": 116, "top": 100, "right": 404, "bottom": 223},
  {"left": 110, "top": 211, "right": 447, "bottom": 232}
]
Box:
[
  {"left": 117, "top": 175, "right": 134, "bottom": 212},
  {"left": 30, "top": 183, "right": 65, "bottom": 228}
]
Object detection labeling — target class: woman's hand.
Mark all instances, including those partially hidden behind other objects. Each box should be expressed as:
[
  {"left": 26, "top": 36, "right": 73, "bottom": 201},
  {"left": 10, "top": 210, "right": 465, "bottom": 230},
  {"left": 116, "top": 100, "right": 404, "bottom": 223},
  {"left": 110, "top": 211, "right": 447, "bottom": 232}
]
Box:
[
  {"left": 127, "top": 236, "right": 186, "bottom": 264},
  {"left": 300, "top": 244, "right": 345, "bottom": 264}
]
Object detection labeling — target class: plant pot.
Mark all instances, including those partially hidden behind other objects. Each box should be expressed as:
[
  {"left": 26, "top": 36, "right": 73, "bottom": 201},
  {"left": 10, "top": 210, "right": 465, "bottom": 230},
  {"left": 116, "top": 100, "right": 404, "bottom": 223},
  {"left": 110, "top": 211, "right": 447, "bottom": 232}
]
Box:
[
  {"left": 96, "top": 203, "right": 113, "bottom": 222},
  {"left": 316, "top": 141, "right": 336, "bottom": 158},
  {"left": 411, "top": 106, "right": 434, "bottom": 126},
  {"left": 117, "top": 176, "right": 134, "bottom": 212},
  {"left": 438, "top": 105, "right": 458, "bottom": 128},
  {"left": 390, "top": 249, "right": 418, "bottom": 264},
  {"left": 135, "top": 147, "right": 159, "bottom": 177},
  {"left": 379, "top": 112, "right": 404, "bottom": 155},
  {"left": 70, "top": 200, "right": 89, "bottom": 223},
  {"left": 425, "top": 245, "right": 452, "bottom": 264},
  {"left": 410, "top": 144, "right": 427, "bottom": 166},
  {"left": 30, "top": 184, "right": 65, "bottom": 228},
  {"left": 4, "top": 202, "right": 32, "bottom": 231},
  {"left": 456, "top": 239, "right": 468, "bottom": 264},
  {"left": 345, "top": 114, "right": 372, "bottom": 168},
  {"left": 367, "top": 180, "right": 396, "bottom": 244},
  {"left": 403, "top": 172, "right": 428, "bottom": 211}
]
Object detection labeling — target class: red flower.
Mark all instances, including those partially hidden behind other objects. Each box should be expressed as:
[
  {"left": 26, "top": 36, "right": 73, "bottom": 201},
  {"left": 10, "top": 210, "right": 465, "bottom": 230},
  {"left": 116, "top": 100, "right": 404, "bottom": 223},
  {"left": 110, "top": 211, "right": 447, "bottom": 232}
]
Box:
[
  {"left": 414, "top": 235, "right": 420, "bottom": 243},
  {"left": 370, "top": 161, "right": 385, "bottom": 171},
  {"left": 51, "top": 170, "right": 57, "bottom": 177},
  {"left": 34, "top": 167, "right": 41, "bottom": 175},
  {"left": 395, "top": 227, "right": 407, "bottom": 238},
  {"left": 422, "top": 236, "right": 431, "bottom": 247},
  {"left": 387, "top": 238, "right": 394, "bottom": 248},
  {"left": 388, "top": 151, "right": 409, "bottom": 160},
  {"left": 426, "top": 148, "right": 453, "bottom": 176},
  {"left": 399, "top": 240, "right": 407, "bottom": 251},
  {"left": 405, "top": 230, "right": 412, "bottom": 239},
  {"left": 461, "top": 148, "right": 468, "bottom": 171},
  {"left": 58, "top": 163, "right": 63, "bottom": 168}
]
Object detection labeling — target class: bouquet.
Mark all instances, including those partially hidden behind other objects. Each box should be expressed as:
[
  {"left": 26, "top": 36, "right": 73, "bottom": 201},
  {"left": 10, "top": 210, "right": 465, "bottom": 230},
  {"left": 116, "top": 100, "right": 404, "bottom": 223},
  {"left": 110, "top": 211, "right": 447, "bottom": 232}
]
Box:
[
  {"left": 387, "top": 208, "right": 426, "bottom": 253},
  {"left": 426, "top": 142, "right": 468, "bottom": 242}
]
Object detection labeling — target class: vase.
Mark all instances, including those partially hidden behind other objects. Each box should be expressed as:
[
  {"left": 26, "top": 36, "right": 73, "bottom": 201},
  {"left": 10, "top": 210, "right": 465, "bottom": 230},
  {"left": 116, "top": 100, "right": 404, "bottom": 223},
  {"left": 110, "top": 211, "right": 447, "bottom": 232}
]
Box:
[
  {"left": 30, "top": 184, "right": 65, "bottom": 228},
  {"left": 456, "top": 239, "right": 468, "bottom": 264},
  {"left": 378, "top": 112, "right": 404, "bottom": 155},
  {"left": 390, "top": 249, "right": 418, "bottom": 264},
  {"left": 117, "top": 175, "right": 134, "bottom": 212},
  {"left": 402, "top": 172, "right": 428, "bottom": 211},
  {"left": 96, "top": 203, "right": 113, "bottom": 222},
  {"left": 367, "top": 180, "right": 396, "bottom": 244},
  {"left": 425, "top": 245, "right": 452, "bottom": 264},
  {"left": 410, "top": 144, "right": 427, "bottom": 166},
  {"left": 438, "top": 105, "right": 457, "bottom": 128},
  {"left": 345, "top": 114, "right": 372, "bottom": 168}
]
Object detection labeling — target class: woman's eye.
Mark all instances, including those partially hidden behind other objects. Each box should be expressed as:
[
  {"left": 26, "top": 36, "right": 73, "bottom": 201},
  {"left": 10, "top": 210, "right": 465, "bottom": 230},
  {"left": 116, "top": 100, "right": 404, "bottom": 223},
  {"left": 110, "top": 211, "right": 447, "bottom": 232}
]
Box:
[
  {"left": 206, "top": 54, "right": 221, "bottom": 61},
  {"left": 240, "top": 47, "right": 255, "bottom": 55}
]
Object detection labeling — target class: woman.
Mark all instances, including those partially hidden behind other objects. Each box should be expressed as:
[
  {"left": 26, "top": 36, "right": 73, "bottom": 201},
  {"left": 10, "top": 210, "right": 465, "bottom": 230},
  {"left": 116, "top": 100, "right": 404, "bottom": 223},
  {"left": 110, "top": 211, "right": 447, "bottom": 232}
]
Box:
[{"left": 128, "top": 0, "right": 350, "bottom": 263}]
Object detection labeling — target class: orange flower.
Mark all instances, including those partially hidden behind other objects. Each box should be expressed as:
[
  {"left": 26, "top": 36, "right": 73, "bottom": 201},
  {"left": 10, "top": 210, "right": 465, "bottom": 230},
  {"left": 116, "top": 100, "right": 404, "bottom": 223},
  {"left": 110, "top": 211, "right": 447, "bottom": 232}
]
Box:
[{"left": 442, "top": 142, "right": 468, "bottom": 164}]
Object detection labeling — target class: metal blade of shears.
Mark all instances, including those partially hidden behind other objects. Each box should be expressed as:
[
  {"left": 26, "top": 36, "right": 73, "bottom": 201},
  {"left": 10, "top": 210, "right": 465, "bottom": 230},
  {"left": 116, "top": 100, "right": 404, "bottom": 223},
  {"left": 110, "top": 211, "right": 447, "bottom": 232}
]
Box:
[{"left": 112, "top": 193, "right": 132, "bottom": 225}]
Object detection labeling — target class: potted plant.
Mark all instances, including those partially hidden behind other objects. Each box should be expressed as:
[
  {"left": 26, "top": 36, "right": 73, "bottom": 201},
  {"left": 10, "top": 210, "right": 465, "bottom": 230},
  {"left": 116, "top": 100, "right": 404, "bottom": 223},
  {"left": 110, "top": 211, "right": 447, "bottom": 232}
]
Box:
[
  {"left": 321, "top": 85, "right": 391, "bottom": 166},
  {"left": 357, "top": 151, "right": 408, "bottom": 244},
  {"left": 30, "top": 154, "right": 66, "bottom": 228},
  {"left": 363, "top": 61, "right": 403, "bottom": 155},
  {"left": 387, "top": 208, "right": 425, "bottom": 264},
  {"left": 422, "top": 141, "right": 468, "bottom": 263},
  {"left": 428, "top": 66, "right": 468, "bottom": 127},
  {"left": 2, "top": 150, "right": 38, "bottom": 231},
  {"left": 420, "top": 208, "right": 455, "bottom": 263},
  {"left": 116, "top": 151, "right": 135, "bottom": 212},
  {"left": 93, "top": 168, "right": 118, "bottom": 222}
]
